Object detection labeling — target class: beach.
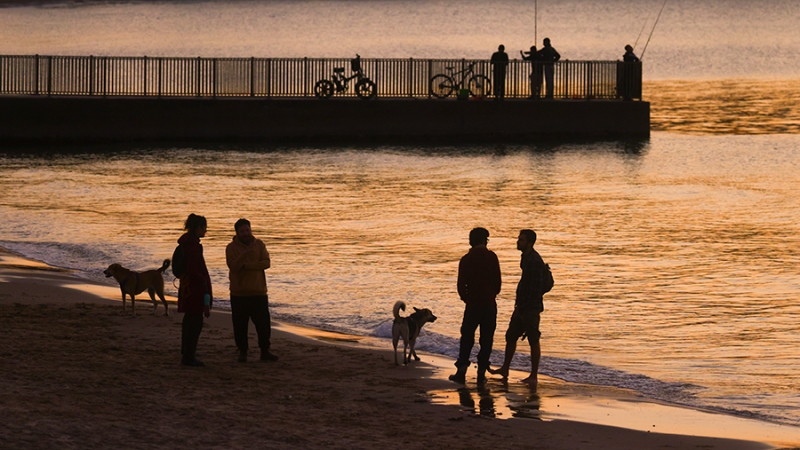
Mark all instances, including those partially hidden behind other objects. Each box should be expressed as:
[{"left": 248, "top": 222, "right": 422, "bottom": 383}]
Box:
[{"left": 1, "top": 247, "right": 791, "bottom": 450}]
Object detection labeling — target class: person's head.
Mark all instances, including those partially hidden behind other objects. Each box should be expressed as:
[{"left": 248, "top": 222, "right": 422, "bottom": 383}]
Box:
[
  {"left": 530, "top": 45, "right": 537, "bottom": 52},
  {"left": 469, "top": 227, "right": 490, "bottom": 247},
  {"left": 517, "top": 229, "right": 536, "bottom": 252},
  {"left": 184, "top": 213, "right": 207, "bottom": 238},
  {"left": 234, "top": 218, "right": 254, "bottom": 244},
  {"left": 625, "top": 44, "right": 633, "bottom": 52},
  {"left": 498, "top": 44, "right": 505, "bottom": 52},
  {"left": 543, "top": 38, "right": 551, "bottom": 47}
]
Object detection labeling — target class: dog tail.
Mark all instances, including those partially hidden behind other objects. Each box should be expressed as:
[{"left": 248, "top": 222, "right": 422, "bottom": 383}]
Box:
[
  {"left": 393, "top": 301, "right": 406, "bottom": 319},
  {"left": 159, "top": 259, "right": 171, "bottom": 273}
]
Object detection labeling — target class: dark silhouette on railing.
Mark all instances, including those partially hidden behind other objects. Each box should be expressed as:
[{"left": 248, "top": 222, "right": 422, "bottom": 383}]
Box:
[
  {"left": 0, "top": 54, "right": 642, "bottom": 101},
  {"left": 314, "top": 54, "right": 377, "bottom": 99},
  {"left": 429, "top": 61, "right": 491, "bottom": 99}
]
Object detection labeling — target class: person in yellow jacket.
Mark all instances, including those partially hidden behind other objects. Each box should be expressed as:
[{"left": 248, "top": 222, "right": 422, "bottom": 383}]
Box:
[{"left": 226, "top": 218, "right": 278, "bottom": 363}]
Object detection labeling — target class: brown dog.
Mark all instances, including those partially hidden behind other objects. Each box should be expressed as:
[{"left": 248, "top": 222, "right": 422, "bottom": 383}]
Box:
[
  {"left": 392, "top": 300, "right": 437, "bottom": 365},
  {"left": 103, "top": 259, "right": 171, "bottom": 316}
]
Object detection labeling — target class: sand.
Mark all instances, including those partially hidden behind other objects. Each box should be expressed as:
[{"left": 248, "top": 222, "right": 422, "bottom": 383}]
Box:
[{"left": 0, "top": 248, "right": 788, "bottom": 450}]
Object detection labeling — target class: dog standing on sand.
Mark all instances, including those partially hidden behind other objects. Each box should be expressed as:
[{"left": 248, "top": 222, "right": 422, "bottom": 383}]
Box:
[
  {"left": 392, "top": 300, "right": 437, "bottom": 365},
  {"left": 103, "top": 259, "right": 171, "bottom": 316}
]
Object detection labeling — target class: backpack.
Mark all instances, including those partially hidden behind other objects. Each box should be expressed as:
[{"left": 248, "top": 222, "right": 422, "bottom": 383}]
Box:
[
  {"left": 541, "top": 263, "right": 554, "bottom": 294},
  {"left": 171, "top": 244, "right": 186, "bottom": 279}
]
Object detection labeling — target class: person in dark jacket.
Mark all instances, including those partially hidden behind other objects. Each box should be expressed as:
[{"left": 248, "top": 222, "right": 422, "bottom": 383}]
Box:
[
  {"left": 489, "top": 229, "right": 547, "bottom": 390},
  {"left": 177, "top": 213, "right": 213, "bottom": 367},
  {"left": 538, "top": 38, "right": 561, "bottom": 98},
  {"left": 490, "top": 45, "right": 509, "bottom": 100},
  {"left": 449, "top": 227, "right": 502, "bottom": 385},
  {"left": 520, "top": 45, "right": 542, "bottom": 99}
]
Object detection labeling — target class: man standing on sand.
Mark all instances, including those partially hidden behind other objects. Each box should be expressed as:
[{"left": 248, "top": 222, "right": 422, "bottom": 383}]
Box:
[
  {"left": 450, "top": 227, "right": 502, "bottom": 385},
  {"left": 226, "top": 218, "right": 278, "bottom": 363},
  {"left": 489, "top": 229, "right": 548, "bottom": 390}
]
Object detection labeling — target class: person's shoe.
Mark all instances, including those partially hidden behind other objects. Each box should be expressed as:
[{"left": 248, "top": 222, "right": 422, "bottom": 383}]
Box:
[
  {"left": 260, "top": 350, "right": 279, "bottom": 362},
  {"left": 449, "top": 372, "right": 466, "bottom": 384},
  {"left": 181, "top": 359, "right": 205, "bottom": 367},
  {"left": 238, "top": 350, "right": 248, "bottom": 363}
]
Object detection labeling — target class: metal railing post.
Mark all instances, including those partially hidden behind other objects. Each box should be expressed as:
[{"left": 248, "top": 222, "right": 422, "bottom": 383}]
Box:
[
  {"left": 47, "top": 56, "right": 53, "bottom": 96},
  {"left": 250, "top": 57, "right": 255, "bottom": 97},
  {"left": 158, "top": 57, "right": 162, "bottom": 97},
  {"left": 143, "top": 56, "right": 148, "bottom": 96},
  {"left": 88, "top": 55, "right": 94, "bottom": 95},
  {"left": 213, "top": 58, "right": 217, "bottom": 97},
  {"left": 34, "top": 54, "right": 40, "bottom": 95},
  {"left": 196, "top": 56, "right": 201, "bottom": 97}
]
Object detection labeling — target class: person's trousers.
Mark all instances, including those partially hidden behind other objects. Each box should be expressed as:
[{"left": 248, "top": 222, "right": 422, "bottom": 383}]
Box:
[
  {"left": 455, "top": 303, "right": 497, "bottom": 371},
  {"left": 181, "top": 312, "right": 204, "bottom": 363},
  {"left": 544, "top": 65, "right": 555, "bottom": 98},
  {"left": 231, "top": 294, "right": 272, "bottom": 351}
]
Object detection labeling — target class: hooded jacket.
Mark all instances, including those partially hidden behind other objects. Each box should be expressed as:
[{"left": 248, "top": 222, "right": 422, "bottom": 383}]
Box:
[
  {"left": 226, "top": 235, "right": 270, "bottom": 297},
  {"left": 176, "top": 232, "right": 213, "bottom": 315}
]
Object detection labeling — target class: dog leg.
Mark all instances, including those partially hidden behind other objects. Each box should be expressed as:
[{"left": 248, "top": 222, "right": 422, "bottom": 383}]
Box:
[
  {"left": 148, "top": 288, "right": 158, "bottom": 315},
  {"left": 130, "top": 295, "right": 136, "bottom": 317},
  {"left": 158, "top": 292, "right": 169, "bottom": 316},
  {"left": 121, "top": 289, "right": 127, "bottom": 315},
  {"left": 393, "top": 337, "right": 399, "bottom": 365}
]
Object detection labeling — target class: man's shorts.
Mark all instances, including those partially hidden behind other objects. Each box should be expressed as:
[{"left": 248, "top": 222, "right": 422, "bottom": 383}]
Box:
[{"left": 505, "top": 308, "right": 541, "bottom": 342}]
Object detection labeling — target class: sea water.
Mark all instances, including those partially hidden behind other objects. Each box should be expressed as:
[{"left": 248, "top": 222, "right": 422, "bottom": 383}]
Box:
[{"left": 1, "top": 0, "right": 799, "bottom": 428}]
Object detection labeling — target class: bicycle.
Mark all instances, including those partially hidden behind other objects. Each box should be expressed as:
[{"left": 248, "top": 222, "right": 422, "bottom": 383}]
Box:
[
  {"left": 429, "top": 62, "right": 491, "bottom": 99},
  {"left": 314, "top": 54, "right": 377, "bottom": 100}
]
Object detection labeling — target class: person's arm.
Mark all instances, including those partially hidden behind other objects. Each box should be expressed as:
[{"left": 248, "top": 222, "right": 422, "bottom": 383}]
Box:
[
  {"left": 457, "top": 258, "right": 468, "bottom": 302},
  {"left": 243, "top": 241, "right": 271, "bottom": 270},
  {"left": 491, "top": 253, "right": 502, "bottom": 297},
  {"left": 554, "top": 50, "right": 561, "bottom": 62},
  {"left": 226, "top": 243, "right": 252, "bottom": 272}
]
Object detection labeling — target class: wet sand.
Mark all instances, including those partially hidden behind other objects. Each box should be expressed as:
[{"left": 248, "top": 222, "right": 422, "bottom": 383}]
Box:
[{"left": 0, "top": 247, "right": 792, "bottom": 449}]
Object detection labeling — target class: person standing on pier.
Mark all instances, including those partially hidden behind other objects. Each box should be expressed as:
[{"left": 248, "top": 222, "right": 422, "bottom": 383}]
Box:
[
  {"left": 450, "top": 227, "right": 502, "bottom": 385},
  {"left": 538, "top": 38, "right": 561, "bottom": 98},
  {"left": 621, "top": 44, "right": 641, "bottom": 101},
  {"left": 226, "top": 218, "right": 278, "bottom": 363},
  {"left": 489, "top": 229, "right": 550, "bottom": 391},
  {"left": 520, "top": 45, "right": 542, "bottom": 99},
  {"left": 490, "top": 45, "right": 509, "bottom": 100}
]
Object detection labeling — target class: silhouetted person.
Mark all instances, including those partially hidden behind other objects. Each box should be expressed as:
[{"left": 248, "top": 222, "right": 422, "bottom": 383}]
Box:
[
  {"left": 449, "top": 227, "right": 501, "bottom": 385},
  {"left": 537, "top": 38, "right": 560, "bottom": 98},
  {"left": 520, "top": 45, "right": 542, "bottom": 99},
  {"left": 623, "top": 44, "right": 640, "bottom": 62},
  {"left": 620, "top": 44, "right": 640, "bottom": 101},
  {"left": 177, "top": 213, "right": 213, "bottom": 367},
  {"left": 490, "top": 45, "right": 509, "bottom": 100},
  {"left": 226, "top": 218, "right": 278, "bottom": 363},
  {"left": 489, "top": 229, "right": 549, "bottom": 391}
]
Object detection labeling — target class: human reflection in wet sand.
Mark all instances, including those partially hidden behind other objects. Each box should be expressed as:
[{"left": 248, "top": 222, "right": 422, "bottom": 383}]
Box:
[{"left": 456, "top": 386, "right": 497, "bottom": 418}]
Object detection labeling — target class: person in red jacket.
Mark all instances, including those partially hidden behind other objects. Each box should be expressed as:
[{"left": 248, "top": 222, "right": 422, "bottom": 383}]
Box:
[
  {"left": 449, "top": 227, "right": 502, "bottom": 385},
  {"left": 177, "top": 213, "right": 213, "bottom": 367}
]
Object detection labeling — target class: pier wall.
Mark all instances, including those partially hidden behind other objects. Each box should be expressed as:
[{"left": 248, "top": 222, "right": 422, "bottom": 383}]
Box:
[{"left": 0, "top": 96, "right": 649, "bottom": 144}]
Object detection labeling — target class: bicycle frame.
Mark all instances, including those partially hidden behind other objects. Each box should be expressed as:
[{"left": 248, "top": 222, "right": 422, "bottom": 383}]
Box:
[{"left": 445, "top": 62, "right": 477, "bottom": 90}]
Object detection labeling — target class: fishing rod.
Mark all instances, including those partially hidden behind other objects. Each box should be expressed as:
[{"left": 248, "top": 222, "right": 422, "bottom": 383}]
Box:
[
  {"left": 640, "top": 0, "right": 668, "bottom": 60},
  {"left": 632, "top": 11, "right": 651, "bottom": 51},
  {"left": 534, "top": 0, "right": 538, "bottom": 48}
]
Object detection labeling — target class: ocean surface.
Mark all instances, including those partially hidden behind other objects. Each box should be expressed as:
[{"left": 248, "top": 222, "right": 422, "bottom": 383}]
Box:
[{"left": 1, "top": 0, "right": 799, "bottom": 430}]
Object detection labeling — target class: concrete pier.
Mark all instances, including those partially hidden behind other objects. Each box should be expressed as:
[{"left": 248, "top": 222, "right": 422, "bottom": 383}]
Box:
[{"left": 0, "top": 96, "right": 649, "bottom": 144}]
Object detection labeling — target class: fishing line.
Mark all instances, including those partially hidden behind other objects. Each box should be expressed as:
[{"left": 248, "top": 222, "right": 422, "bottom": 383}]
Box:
[{"left": 640, "top": 0, "right": 668, "bottom": 60}]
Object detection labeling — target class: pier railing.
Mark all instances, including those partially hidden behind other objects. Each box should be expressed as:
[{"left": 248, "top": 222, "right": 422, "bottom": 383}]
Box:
[{"left": 0, "top": 55, "right": 642, "bottom": 100}]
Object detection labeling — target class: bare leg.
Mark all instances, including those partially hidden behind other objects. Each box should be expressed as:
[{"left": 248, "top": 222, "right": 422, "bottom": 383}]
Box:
[
  {"left": 521, "top": 340, "right": 540, "bottom": 390},
  {"left": 488, "top": 338, "right": 517, "bottom": 378}
]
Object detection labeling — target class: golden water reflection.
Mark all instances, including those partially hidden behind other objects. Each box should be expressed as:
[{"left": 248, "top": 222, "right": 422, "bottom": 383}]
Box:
[{"left": 647, "top": 78, "right": 800, "bottom": 135}]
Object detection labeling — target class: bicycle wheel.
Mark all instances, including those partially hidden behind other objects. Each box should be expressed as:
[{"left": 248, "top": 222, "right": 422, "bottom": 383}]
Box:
[
  {"left": 429, "top": 74, "right": 455, "bottom": 98},
  {"left": 355, "top": 79, "right": 377, "bottom": 100},
  {"left": 468, "top": 75, "right": 491, "bottom": 98},
  {"left": 314, "top": 79, "right": 334, "bottom": 99}
]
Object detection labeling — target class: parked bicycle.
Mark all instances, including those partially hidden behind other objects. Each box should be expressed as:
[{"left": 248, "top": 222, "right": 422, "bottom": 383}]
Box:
[
  {"left": 314, "top": 54, "right": 377, "bottom": 100},
  {"left": 429, "top": 62, "right": 491, "bottom": 99}
]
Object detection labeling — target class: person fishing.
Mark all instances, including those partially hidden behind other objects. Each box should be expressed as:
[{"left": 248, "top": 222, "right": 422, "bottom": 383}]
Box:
[
  {"left": 537, "top": 38, "right": 560, "bottom": 98},
  {"left": 520, "top": 46, "right": 542, "bottom": 99}
]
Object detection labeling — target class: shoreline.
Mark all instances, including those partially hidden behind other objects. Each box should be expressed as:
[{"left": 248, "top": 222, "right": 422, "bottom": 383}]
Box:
[{"left": 0, "top": 246, "right": 796, "bottom": 449}]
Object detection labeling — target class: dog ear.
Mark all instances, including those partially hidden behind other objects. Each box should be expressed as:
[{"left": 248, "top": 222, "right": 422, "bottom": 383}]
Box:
[{"left": 413, "top": 307, "right": 420, "bottom": 312}]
